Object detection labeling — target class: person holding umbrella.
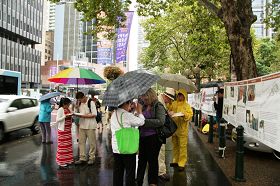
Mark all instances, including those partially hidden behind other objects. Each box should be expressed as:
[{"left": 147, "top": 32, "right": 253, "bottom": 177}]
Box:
[
  {"left": 111, "top": 100, "right": 145, "bottom": 186},
  {"left": 39, "top": 92, "right": 61, "bottom": 144},
  {"left": 136, "top": 88, "right": 166, "bottom": 186},
  {"left": 39, "top": 99, "right": 54, "bottom": 144}
]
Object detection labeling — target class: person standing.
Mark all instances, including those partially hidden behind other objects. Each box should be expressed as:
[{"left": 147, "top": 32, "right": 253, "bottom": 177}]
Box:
[
  {"left": 111, "top": 100, "right": 145, "bottom": 186},
  {"left": 157, "top": 88, "right": 176, "bottom": 181},
  {"left": 39, "top": 99, "right": 54, "bottom": 144},
  {"left": 213, "top": 89, "right": 224, "bottom": 143},
  {"left": 137, "top": 88, "right": 165, "bottom": 186},
  {"left": 169, "top": 89, "right": 193, "bottom": 171},
  {"left": 74, "top": 92, "right": 97, "bottom": 165},
  {"left": 56, "top": 98, "right": 74, "bottom": 169}
]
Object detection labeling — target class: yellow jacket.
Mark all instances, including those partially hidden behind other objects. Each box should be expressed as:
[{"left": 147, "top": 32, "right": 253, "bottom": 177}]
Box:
[{"left": 170, "top": 89, "right": 193, "bottom": 124}]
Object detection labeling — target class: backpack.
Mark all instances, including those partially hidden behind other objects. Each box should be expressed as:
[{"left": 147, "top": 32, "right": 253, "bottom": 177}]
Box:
[
  {"left": 87, "top": 99, "right": 102, "bottom": 123},
  {"left": 155, "top": 102, "right": 177, "bottom": 143}
]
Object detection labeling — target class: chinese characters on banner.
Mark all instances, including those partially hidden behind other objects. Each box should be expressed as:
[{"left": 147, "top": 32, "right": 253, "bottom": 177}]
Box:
[
  {"left": 200, "top": 87, "right": 218, "bottom": 116},
  {"left": 97, "top": 48, "right": 112, "bottom": 65},
  {"left": 223, "top": 72, "right": 280, "bottom": 152},
  {"left": 188, "top": 87, "right": 217, "bottom": 116},
  {"left": 115, "top": 11, "right": 134, "bottom": 63}
]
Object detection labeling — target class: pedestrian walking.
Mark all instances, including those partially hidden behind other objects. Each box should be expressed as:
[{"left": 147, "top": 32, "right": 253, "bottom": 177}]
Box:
[
  {"left": 111, "top": 100, "right": 145, "bottom": 186},
  {"left": 39, "top": 99, "right": 54, "bottom": 144},
  {"left": 157, "top": 88, "right": 176, "bottom": 181},
  {"left": 74, "top": 92, "right": 98, "bottom": 165},
  {"left": 55, "top": 98, "right": 74, "bottom": 169},
  {"left": 136, "top": 88, "right": 165, "bottom": 186},
  {"left": 169, "top": 89, "right": 193, "bottom": 171}
]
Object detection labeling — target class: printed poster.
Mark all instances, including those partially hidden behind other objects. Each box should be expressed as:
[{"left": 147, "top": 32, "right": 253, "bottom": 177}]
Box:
[{"left": 223, "top": 72, "right": 280, "bottom": 152}]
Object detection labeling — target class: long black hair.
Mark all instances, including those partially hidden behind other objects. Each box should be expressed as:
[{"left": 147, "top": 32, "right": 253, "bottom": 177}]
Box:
[{"left": 59, "top": 98, "right": 71, "bottom": 108}]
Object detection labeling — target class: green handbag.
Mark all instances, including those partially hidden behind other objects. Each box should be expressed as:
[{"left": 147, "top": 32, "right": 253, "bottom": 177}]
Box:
[{"left": 115, "top": 112, "right": 140, "bottom": 154}]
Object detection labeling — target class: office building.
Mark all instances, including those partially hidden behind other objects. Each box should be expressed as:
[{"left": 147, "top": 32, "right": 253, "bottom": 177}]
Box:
[
  {"left": 252, "top": 0, "right": 275, "bottom": 38},
  {"left": 0, "top": 0, "right": 43, "bottom": 88}
]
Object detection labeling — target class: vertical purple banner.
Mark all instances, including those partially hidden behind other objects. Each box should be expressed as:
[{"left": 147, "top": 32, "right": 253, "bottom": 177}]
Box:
[
  {"left": 97, "top": 48, "right": 112, "bottom": 65},
  {"left": 115, "top": 11, "right": 134, "bottom": 63}
]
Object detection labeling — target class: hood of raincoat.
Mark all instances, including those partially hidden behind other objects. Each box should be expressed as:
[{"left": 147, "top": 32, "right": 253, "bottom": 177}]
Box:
[{"left": 177, "top": 88, "right": 188, "bottom": 102}]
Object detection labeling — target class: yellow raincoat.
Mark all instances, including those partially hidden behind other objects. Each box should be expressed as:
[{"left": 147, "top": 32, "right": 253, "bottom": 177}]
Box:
[{"left": 169, "top": 89, "right": 193, "bottom": 168}]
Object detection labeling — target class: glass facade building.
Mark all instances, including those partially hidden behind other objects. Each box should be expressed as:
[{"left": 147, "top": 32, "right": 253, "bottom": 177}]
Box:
[{"left": 0, "top": 0, "right": 43, "bottom": 88}]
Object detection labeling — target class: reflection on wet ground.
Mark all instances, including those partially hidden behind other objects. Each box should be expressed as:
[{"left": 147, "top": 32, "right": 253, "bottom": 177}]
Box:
[{"left": 0, "top": 123, "right": 230, "bottom": 186}]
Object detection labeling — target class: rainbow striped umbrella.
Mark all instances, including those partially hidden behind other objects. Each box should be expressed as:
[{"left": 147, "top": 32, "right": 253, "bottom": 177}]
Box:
[{"left": 48, "top": 67, "right": 106, "bottom": 86}]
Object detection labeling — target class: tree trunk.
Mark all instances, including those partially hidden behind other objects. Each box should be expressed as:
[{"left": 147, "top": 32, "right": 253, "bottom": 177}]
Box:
[{"left": 220, "top": 0, "right": 258, "bottom": 80}]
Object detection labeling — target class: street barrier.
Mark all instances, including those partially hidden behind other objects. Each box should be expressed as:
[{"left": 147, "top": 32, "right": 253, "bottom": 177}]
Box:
[
  {"left": 219, "top": 123, "right": 226, "bottom": 158},
  {"left": 234, "top": 125, "right": 246, "bottom": 182}
]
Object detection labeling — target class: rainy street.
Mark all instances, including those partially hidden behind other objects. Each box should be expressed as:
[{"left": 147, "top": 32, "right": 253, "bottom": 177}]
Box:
[{"left": 0, "top": 114, "right": 230, "bottom": 186}]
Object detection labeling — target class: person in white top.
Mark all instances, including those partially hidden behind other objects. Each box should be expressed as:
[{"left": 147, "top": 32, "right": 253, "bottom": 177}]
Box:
[
  {"left": 74, "top": 92, "right": 97, "bottom": 165},
  {"left": 110, "top": 100, "right": 145, "bottom": 186}
]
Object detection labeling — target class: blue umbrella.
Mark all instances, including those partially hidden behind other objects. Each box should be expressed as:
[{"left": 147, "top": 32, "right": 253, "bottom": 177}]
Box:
[{"left": 39, "top": 92, "right": 62, "bottom": 102}]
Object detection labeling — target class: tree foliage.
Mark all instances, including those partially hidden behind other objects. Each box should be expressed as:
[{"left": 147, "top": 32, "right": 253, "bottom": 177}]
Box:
[
  {"left": 140, "top": 2, "right": 230, "bottom": 80},
  {"left": 49, "top": 0, "right": 132, "bottom": 39},
  {"left": 265, "top": 0, "right": 280, "bottom": 34},
  {"left": 50, "top": 0, "right": 274, "bottom": 80},
  {"left": 254, "top": 37, "right": 280, "bottom": 76}
]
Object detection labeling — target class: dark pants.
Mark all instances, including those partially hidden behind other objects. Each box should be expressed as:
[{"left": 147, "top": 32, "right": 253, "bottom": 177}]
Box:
[
  {"left": 113, "top": 153, "right": 136, "bottom": 186},
  {"left": 40, "top": 122, "right": 51, "bottom": 142},
  {"left": 137, "top": 134, "right": 162, "bottom": 186}
]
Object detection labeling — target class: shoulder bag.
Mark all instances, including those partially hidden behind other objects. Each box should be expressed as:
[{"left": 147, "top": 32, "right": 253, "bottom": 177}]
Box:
[{"left": 115, "top": 112, "right": 140, "bottom": 154}]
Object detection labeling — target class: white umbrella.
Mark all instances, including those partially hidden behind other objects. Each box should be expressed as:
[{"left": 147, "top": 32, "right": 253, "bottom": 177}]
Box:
[{"left": 158, "top": 73, "right": 197, "bottom": 93}]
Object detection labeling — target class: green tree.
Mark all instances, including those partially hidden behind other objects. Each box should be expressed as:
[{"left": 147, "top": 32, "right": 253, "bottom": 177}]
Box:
[
  {"left": 254, "top": 38, "right": 280, "bottom": 76},
  {"left": 50, "top": 0, "right": 267, "bottom": 80},
  {"left": 265, "top": 0, "right": 280, "bottom": 35},
  {"left": 140, "top": 3, "right": 230, "bottom": 80}
]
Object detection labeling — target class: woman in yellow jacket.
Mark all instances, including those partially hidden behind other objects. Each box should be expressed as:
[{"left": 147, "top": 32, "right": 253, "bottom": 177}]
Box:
[{"left": 169, "top": 89, "right": 193, "bottom": 171}]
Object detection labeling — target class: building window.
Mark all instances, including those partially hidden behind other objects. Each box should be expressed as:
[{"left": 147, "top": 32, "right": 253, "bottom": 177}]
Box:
[
  {"left": 12, "top": 17, "right": 15, "bottom": 25},
  {"left": 15, "top": 19, "right": 18, "bottom": 27},
  {"left": 7, "top": 15, "right": 11, "bottom": 24}
]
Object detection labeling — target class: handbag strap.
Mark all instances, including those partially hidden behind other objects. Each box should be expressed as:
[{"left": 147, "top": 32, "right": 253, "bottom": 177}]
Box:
[{"left": 116, "top": 111, "right": 125, "bottom": 128}]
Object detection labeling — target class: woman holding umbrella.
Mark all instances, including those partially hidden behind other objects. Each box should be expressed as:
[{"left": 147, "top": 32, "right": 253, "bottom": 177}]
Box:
[
  {"left": 39, "top": 98, "right": 54, "bottom": 144},
  {"left": 39, "top": 92, "right": 61, "bottom": 144},
  {"left": 136, "top": 88, "right": 166, "bottom": 186}
]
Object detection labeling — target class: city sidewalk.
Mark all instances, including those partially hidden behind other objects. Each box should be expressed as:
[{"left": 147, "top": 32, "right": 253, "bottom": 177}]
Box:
[
  {"left": 191, "top": 123, "right": 280, "bottom": 186},
  {"left": 0, "top": 121, "right": 230, "bottom": 186}
]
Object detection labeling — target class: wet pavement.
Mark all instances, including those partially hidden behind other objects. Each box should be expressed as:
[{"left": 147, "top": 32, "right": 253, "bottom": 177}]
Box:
[{"left": 0, "top": 119, "right": 230, "bottom": 186}]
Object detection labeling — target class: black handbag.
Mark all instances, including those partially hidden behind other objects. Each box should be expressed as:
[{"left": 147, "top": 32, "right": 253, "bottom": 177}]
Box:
[{"left": 156, "top": 108, "right": 177, "bottom": 144}]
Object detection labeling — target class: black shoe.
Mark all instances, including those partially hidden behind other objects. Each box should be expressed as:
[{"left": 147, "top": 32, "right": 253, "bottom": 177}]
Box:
[
  {"left": 170, "top": 163, "right": 179, "bottom": 167},
  {"left": 46, "top": 141, "right": 53, "bottom": 144},
  {"left": 58, "top": 165, "right": 68, "bottom": 170},
  {"left": 75, "top": 160, "right": 87, "bottom": 165},
  {"left": 178, "top": 166, "right": 185, "bottom": 172},
  {"left": 159, "top": 173, "right": 170, "bottom": 181}
]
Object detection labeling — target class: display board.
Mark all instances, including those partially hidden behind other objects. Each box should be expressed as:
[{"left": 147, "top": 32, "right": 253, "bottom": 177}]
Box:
[{"left": 223, "top": 72, "right": 280, "bottom": 152}]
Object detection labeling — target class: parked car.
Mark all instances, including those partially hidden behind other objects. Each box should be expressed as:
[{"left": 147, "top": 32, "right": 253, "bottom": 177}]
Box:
[
  {"left": 0, "top": 95, "right": 40, "bottom": 142},
  {"left": 231, "top": 128, "right": 280, "bottom": 159}
]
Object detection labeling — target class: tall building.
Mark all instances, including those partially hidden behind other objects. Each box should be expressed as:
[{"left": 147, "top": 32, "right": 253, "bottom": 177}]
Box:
[
  {"left": 252, "top": 0, "right": 275, "bottom": 38},
  {"left": 48, "top": 2, "right": 56, "bottom": 31},
  {"left": 53, "top": 2, "right": 80, "bottom": 61},
  {"left": 53, "top": 1, "right": 98, "bottom": 64},
  {"left": 0, "top": 0, "right": 43, "bottom": 88}
]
